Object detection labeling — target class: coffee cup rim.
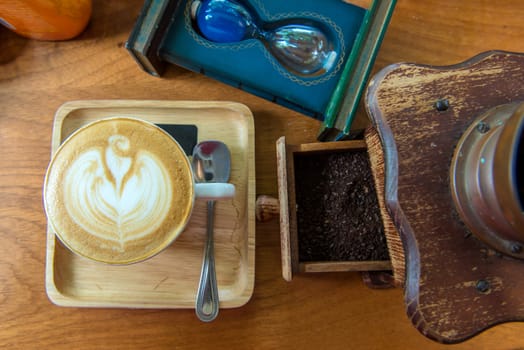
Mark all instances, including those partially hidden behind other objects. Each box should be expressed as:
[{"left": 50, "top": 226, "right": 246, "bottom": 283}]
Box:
[{"left": 43, "top": 116, "right": 197, "bottom": 265}]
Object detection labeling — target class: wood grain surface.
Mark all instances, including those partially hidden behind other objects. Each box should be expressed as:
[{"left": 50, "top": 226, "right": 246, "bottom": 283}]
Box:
[
  {"left": 1, "top": 1, "right": 524, "bottom": 349},
  {"left": 366, "top": 51, "right": 524, "bottom": 343}
]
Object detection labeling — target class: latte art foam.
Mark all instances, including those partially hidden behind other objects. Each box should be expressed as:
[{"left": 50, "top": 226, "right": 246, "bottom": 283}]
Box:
[
  {"left": 44, "top": 118, "right": 194, "bottom": 264},
  {"left": 64, "top": 134, "right": 173, "bottom": 251}
]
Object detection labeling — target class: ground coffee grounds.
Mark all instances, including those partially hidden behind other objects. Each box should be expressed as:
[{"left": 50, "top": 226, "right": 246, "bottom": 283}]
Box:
[{"left": 294, "top": 150, "right": 390, "bottom": 262}]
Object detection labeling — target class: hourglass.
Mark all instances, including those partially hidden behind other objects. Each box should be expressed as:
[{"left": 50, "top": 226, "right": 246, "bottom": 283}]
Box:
[{"left": 191, "top": 0, "right": 338, "bottom": 77}]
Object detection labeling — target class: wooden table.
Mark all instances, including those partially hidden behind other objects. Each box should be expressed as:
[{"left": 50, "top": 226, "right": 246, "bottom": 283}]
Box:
[{"left": 0, "top": 1, "right": 523, "bottom": 349}]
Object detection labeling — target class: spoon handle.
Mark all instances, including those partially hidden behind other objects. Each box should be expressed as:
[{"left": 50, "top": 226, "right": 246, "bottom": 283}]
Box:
[{"left": 195, "top": 200, "right": 219, "bottom": 322}]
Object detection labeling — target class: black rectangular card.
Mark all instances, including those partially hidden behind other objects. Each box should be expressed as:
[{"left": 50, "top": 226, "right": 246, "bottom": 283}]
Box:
[{"left": 156, "top": 124, "right": 198, "bottom": 156}]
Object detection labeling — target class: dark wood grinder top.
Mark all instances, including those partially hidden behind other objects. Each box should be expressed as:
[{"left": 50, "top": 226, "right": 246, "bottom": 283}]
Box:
[{"left": 365, "top": 51, "right": 524, "bottom": 343}]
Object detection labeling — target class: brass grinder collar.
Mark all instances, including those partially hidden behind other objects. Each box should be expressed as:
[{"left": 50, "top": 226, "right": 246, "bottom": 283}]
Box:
[{"left": 450, "top": 102, "right": 524, "bottom": 259}]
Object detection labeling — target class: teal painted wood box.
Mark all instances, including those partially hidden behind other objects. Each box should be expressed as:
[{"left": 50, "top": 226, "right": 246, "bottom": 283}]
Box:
[{"left": 126, "top": 0, "right": 396, "bottom": 140}]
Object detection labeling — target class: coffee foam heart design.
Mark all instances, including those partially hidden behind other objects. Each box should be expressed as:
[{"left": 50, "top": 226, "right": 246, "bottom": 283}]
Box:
[{"left": 63, "top": 134, "right": 173, "bottom": 252}]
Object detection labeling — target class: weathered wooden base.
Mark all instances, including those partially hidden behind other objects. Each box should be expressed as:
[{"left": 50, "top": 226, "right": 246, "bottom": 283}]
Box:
[{"left": 365, "top": 51, "right": 524, "bottom": 343}]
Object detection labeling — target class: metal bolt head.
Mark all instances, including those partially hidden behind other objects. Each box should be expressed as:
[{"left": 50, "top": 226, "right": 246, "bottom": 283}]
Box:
[
  {"left": 435, "top": 99, "right": 450, "bottom": 111},
  {"left": 476, "top": 121, "right": 490, "bottom": 133},
  {"left": 510, "top": 243, "right": 522, "bottom": 254},
  {"left": 476, "top": 279, "right": 490, "bottom": 293}
]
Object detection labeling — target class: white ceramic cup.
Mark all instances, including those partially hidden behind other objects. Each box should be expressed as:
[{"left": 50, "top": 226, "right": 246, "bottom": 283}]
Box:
[{"left": 43, "top": 117, "right": 235, "bottom": 264}]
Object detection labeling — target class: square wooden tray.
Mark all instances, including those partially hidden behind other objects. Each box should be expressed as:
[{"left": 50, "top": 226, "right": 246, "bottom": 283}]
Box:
[{"left": 45, "top": 100, "right": 255, "bottom": 309}]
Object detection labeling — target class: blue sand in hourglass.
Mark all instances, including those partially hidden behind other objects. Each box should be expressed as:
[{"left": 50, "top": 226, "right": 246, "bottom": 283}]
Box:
[{"left": 191, "top": 0, "right": 338, "bottom": 77}]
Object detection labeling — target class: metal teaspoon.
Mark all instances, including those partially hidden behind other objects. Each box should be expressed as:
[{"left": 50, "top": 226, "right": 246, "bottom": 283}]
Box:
[{"left": 192, "top": 140, "right": 232, "bottom": 322}]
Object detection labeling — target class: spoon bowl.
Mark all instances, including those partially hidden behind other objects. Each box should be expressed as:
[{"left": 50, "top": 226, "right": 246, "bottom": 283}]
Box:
[{"left": 192, "top": 141, "right": 232, "bottom": 183}]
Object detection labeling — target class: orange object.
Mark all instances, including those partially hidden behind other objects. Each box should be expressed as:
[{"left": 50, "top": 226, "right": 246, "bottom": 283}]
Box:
[{"left": 0, "top": 0, "right": 92, "bottom": 40}]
